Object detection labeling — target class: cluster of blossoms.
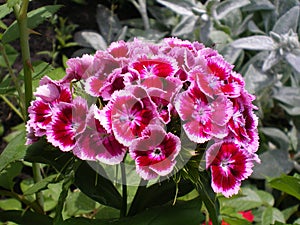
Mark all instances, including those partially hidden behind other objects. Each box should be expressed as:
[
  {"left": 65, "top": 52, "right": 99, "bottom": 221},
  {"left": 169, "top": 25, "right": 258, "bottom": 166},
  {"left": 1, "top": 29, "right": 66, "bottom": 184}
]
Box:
[{"left": 26, "top": 38, "right": 259, "bottom": 197}]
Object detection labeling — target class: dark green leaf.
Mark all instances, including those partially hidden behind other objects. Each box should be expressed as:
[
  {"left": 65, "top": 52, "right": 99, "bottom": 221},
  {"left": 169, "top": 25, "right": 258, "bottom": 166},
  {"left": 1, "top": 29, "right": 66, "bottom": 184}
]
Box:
[
  {"left": 23, "top": 174, "right": 61, "bottom": 195},
  {"left": 215, "top": 0, "right": 250, "bottom": 20},
  {"left": 0, "top": 130, "right": 26, "bottom": 172},
  {"left": 74, "top": 161, "right": 122, "bottom": 209},
  {"left": 251, "top": 149, "right": 294, "bottom": 179},
  {"left": 25, "top": 138, "right": 73, "bottom": 171},
  {"left": 0, "top": 75, "right": 15, "bottom": 95},
  {"left": 262, "top": 207, "right": 285, "bottom": 225},
  {"left": 272, "top": 6, "right": 300, "bottom": 34},
  {"left": 31, "top": 61, "right": 54, "bottom": 80},
  {"left": 128, "top": 178, "right": 194, "bottom": 216},
  {"left": 268, "top": 174, "right": 300, "bottom": 200},
  {"left": 231, "top": 36, "right": 276, "bottom": 50},
  {"left": 0, "top": 161, "right": 23, "bottom": 190},
  {"left": 65, "top": 191, "right": 97, "bottom": 217},
  {"left": 0, "top": 210, "right": 52, "bottom": 225},
  {"left": 2, "top": 5, "right": 62, "bottom": 43},
  {"left": 197, "top": 171, "right": 219, "bottom": 225}
]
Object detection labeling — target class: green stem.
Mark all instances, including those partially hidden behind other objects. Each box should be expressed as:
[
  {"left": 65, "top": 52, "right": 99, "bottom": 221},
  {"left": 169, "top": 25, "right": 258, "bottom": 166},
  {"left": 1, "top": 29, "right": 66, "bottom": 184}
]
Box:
[
  {"left": 120, "top": 161, "right": 127, "bottom": 218},
  {"left": 0, "top": 95, "right": 24, "bottom": 120},
  {"left": 0, "top": 44, "right": 25, "bottom": 120},
  {"left": 14, "top": 0, "right": 44, "bottom": 212},
  {"left": 127, "top": 178, "right": 148, "bottom": 216},
  {"left": 0, "top": 189, "right": 43, "bottom": 214}
]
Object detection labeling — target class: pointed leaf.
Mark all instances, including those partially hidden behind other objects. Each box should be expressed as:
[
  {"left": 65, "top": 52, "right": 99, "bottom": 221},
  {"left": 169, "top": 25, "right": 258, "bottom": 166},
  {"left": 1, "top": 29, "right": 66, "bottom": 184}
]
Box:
[
  {"left": 0, "top": 130, "right": 26, "bottom": 172},
  {"left": 262, "top": 207, "right": 285, "bottom": 225},
  {"left": 268, "top": 174, "right": 300, "bottom": 200},
  {"left": 23, "top": 174, "right": 61, "bottom": 195},
  {"left": 74, "top": 161, "right": 122, "bottom": 209},
  {"left": 0, "top": 4, "right": 13, "bottom": 20},
  {"left": 260, "top": 127, "right": 290, "bottom": 151},
  {"left": 2, "top": 5, "right": 62, "bottom": 43},
  {"left": 272, "top": 6, "right": 300, "bottom": 34},
  {"left": 242, "top": 0, "right": 275, "bottom": 11},
  {"left": 215, "top": 0, "right": 250, "bottom": 20},
  {"left": 0, "top": 210, "right": 52, "bottom": 225},
  {"left": 231, "top": 36, "right": 275, "bottom": 50},
  {"left": 25, "top": 138, "right": 73, "bottom": 172},
  {"left": 128, "top": 178, "right": 194, "bottom": 216}
]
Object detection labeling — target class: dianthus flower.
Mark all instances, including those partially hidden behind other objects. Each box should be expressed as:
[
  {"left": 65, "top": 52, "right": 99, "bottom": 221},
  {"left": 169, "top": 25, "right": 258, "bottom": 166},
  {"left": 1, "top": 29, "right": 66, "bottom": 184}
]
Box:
[{"left": 26, "top": 37, "right": 259, "bottom": 197}]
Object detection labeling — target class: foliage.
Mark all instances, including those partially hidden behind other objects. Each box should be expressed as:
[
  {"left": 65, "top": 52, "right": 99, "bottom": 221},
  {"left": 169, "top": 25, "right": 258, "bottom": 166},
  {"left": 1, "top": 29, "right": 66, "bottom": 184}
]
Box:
[{"left": 0, "top": 0, "right": 300, "bottom": 225}]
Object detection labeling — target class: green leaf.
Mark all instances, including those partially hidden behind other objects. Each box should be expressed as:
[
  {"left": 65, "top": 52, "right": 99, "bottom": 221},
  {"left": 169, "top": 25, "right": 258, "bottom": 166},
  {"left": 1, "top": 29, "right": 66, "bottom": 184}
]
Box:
[
  {"left": 0, "top": 44, "right": 19, "bottom": 68},
  {"left": 272, "top": 6, "right": 300, "bottom": 34},
  {"left": 251, "top": 149, "right": 294, "bottom": 179},
  {"left": 47, "top": 67, "right": 66, "bottom": 80},
  {"left": 262, "top": 207, "right": 285, "bottom": 225},
  {"left": 0, "top": 75, "right": 15, "bottom": 95},
  {"left": 256, "top": 190, "right": 274, "bottom": 207},
  {"left": 231, "top": 36, "right": 276, "bottom": 50},
  {"left": 0, "top": 210, "right": 53, "bottom": 225},
  {"left": 273, "top": 87, "right": 300, "bottom": 115},
  {"left": 31, "top": 61, "right": 54, "bottom": 80},
  {"left": 128, "top": 178, "right": 194, "bottom": 216},
  {"left": 65, "top": 191, "right": 97, "bottom": 217},
  {"left": 198, "top": 171, "right": 219, "bottom": 225},
  {"left": 6, "top": 0, "right": 21, "bottom": 8},
  {"left": 282, "top": 204, "right": 299, "bottom": 221},
  {"left": 25, "top": 138, "right": 73, "bottom": 172},
  {"left": 0, "top": 161, "right": 23, "bottom": 190},
  {"left": 23, "top": 174, "right": 61, "bottom": 195},
  {"left": 2, "top": 5, "right": 62, "bottom": 43},
  {"left": 268, "top": 174, "right": 300, "bottom": 200},
  {"left": 220, "top": 188, "right": 263, "bottom": 211},
  {"left": 74, "top": 161, "right": 122, "bottom": 209},
  {"left": 0, "top": 130, "right": 26, "bottom": 172},
  {"left": 215, "top": 0, "right": 250, "bottom": 20},
  {"left": 0, "top": 199, "right": 22, "bottom": 210},
  {"left": 0, "top": 4, "right": 13, "bottom": 20}
]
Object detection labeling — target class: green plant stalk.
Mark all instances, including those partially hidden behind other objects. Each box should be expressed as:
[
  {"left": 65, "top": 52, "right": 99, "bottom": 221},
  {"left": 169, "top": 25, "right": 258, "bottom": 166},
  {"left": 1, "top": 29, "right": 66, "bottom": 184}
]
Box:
[
  {"left": 14, "top": 0, "right": 44, "bottom": 211},
  {"left": 0, "top": 95, "right": 23, "bottom": 120},
  {"left": 120, "top": 161, "right": 127, "bottom": 218}
]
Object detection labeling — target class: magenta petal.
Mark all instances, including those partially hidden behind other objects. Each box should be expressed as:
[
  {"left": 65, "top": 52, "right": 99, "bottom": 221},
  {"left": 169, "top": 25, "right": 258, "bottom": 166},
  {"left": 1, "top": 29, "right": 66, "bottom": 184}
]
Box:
[
  {"left": 73, "top": 105, "right": 127, "bottom": 164},
  {"left": 34, "top": 83, "right": 60, "bottom": 102},
  {"left": 206, "top": 141, "right": 254, "bottom": 197},
  {"left": 129, "top": 125, "right": 181, "bottom": 180},
  {"left": 46, "top": 103, "right": 75, "bottom": 151},
  {"left": 85, "top": 76, "right": 106, "bottom": 97}
]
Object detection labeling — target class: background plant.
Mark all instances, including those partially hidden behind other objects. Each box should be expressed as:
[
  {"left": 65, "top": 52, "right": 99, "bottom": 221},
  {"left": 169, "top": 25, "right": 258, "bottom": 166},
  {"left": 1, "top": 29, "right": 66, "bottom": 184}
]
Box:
[{"left": 0, "top": 0, "right": 300, "bottom": 225}]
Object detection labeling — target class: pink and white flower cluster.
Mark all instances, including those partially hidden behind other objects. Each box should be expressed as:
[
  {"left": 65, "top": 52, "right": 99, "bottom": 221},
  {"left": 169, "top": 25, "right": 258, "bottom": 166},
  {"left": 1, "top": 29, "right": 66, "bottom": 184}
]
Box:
[{"left": 26, "top": 38, "right": 259, "bottom": 197}]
